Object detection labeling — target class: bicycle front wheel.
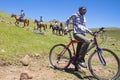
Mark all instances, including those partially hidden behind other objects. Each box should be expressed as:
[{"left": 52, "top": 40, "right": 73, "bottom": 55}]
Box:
[
  {"left": 49, "top": 44, "right": 72, "bottom": 70},
  {"left": 88, "top": 48, "right": 120, "bottom": 80}
]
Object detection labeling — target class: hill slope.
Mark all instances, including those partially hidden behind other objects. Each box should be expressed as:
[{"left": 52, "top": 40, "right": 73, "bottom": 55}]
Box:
[
  {"left": 0, "top": 10, "right": 120, "bottom": 61},
  {"left": 0, "top": 10, "right": 120, "bottom": 80}
]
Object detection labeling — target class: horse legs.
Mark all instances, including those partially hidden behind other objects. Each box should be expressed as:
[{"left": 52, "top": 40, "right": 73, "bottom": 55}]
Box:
[
  {"left": 61, "top": 28, "right": 64, "bottom": 36},
  {"left": 52, "top": 28, "right": 53, "bottom": 34},
  {"left": 37, "top": 27, "right": 41, "bottom": 32},
  {"left": 39, "top": 24, "right": 42, "bottom": 32},
  {"left": 39, "top": 26, "right": 41, "bottom": 32},
  {"left": 27, "top": 20, "right": 29, "bottom": 26},
  {"left": 56, "top": 29, "right": 58, "bottom": 35},
  {"left": 23, "top": 22, "right": 26, "bottom": 27},
  {"left": 23, "top": 20, "right": 29, "bottom": 27},
  {"left": 52, "top": 28, "right": 55, "bottom": 34},
  {"left": 59, "top": 29, "right": 62, "bottom": 36},
  {"left": 15, "top": 21, "right": 19, "bottom": 26},
  {"left": 44, "top": 26, "right": 46, "bottom": 31}
]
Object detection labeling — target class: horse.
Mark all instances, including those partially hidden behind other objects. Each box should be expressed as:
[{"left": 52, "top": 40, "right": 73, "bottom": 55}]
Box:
[
  {"left": 11, "top": 14, "right": 29, "bottom": 27},
  {"left": 58, "top": 23, "right": 64, "bottom": 35},
  {"left": 50, "top": 23, "right": 65, "bottom": 35},
  {"left": 34, "top": 19, "right": 47, "bottom": 31},
  {"left": 49, "top": 23, "right": 58, "bottom": 34}
]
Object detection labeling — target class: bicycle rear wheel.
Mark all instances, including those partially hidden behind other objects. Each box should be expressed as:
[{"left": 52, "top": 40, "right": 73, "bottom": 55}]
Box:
[
  {"left": 88, "top": 48, "right": 120, "bottom": 80},
  {"left": 49, "top": 44, "right": 72, "bottom": 70}
]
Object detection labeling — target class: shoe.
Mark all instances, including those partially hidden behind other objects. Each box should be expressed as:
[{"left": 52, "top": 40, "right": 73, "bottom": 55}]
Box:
[
  {"left": 78, "top": 61, "right": 87, "bottom": 68},
  {"left": 74, "top": 65, "right": 83, "bottom": 72}
]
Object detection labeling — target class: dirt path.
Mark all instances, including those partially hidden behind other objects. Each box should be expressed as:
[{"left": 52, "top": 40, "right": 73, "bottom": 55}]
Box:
[{"left": 0, "top": 54, "right": 96, "bottom": 80}]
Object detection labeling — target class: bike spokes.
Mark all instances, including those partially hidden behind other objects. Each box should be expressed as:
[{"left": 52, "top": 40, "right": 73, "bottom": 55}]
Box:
[
  {"left": 88, "top": 48, "right": 120, "bottom": 80},
  {"left": 49, "top": 44, "right": 72, "bottom": 70}
]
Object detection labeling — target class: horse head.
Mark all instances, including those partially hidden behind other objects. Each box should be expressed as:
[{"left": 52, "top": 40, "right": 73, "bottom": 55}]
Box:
[
  {"left": 11, "top": 14, "right": 15, "bottom": 18},
  {"left": 11, "top": 14, "right": 19, "bottom": 20},
  {"left": 34, "top": 19, "right": 37, "bottom": 23}
]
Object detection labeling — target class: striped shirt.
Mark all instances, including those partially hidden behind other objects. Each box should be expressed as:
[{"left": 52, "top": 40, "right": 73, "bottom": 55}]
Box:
[{"left": 66, "top": 12, "right": 92, "bottom": 34}]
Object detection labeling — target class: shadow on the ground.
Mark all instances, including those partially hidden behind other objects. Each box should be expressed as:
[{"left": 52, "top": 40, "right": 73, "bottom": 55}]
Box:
[
  {"left": 50, "top": 66, "right": 97, "bottom": 80},
  {"left": 64, "top": 68, "right": 96, "bottom": 80}
]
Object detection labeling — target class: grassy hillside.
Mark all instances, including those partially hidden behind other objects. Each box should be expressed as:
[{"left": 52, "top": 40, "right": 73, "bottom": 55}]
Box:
[
  {"left": 0, "top": 10, "right": 120, "bottom": 61},
  {"left": 0, "top": 22, "right": 68, "bottom": 60},
  {"left": 0, "top": 10, "right": 67, "bottom": 61},
  {"left": 106, "top": 28, "right": 120, "bottom": 40}
]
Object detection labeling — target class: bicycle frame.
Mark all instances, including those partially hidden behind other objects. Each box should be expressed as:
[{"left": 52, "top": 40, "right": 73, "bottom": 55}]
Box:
[
  {"left": 67, "top": 31, "right": 95, "bottom": 55},
  {"left": 66, "top": 29, "right": 106, "bottom": 66}
]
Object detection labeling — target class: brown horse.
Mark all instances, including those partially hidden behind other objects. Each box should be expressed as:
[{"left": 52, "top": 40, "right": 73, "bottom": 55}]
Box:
[
  {"left": 34, "top": 19, "right": 47, "bottom": 31},
  {"left": 11, "top": 14, "right": 29, "bottom": 27}
]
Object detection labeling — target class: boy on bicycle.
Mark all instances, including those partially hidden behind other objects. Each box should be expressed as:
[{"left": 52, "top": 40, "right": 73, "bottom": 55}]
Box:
[{"left": 65, "top": 7, "right": 93, "bottom": 71}]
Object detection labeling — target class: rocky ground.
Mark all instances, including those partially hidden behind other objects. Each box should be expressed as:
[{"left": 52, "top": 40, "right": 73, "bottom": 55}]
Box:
[{"left": 0, "top": 53, "right": 118, "bottom": 80}]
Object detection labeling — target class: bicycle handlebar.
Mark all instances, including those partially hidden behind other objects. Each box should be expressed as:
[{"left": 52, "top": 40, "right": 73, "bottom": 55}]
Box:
[
  {"left": 97, "top": 27, "right": 105, "bottom": 33},
  {"left": 66, "top": 27, "right": 105, "bottom": 37},
  {"left": 93, "top": 27, "right": 105, "bottom": 36}
]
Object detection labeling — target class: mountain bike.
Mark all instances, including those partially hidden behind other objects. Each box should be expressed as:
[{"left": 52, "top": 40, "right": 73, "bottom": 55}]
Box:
[{"left": 49, "top": 27, "right": 120, "bottom": 80}]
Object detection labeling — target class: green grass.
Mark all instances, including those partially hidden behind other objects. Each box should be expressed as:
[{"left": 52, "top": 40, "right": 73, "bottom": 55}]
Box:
[
  {"left": 105, "top": 28, "right": 120, "bottom": 40},
  {"left": 0, "top": 22, "right": 68, "bottom": 60},
  {"left": 0, "top": 10, "right": 120, "bottom": 61}
]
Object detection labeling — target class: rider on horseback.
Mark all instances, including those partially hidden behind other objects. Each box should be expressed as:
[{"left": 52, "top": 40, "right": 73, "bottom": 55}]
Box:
[
  {"left": 53, "top": 21, "right": 58, "bottom": 29},
  {"left": 39, "top": 16, "right": 43, "bottom": 27},
  {"left": 40, "top": 16, "right": 43, "bottom": 24},
  {"left": 19, "top": 9, "right": 25, "bottom": 21}
]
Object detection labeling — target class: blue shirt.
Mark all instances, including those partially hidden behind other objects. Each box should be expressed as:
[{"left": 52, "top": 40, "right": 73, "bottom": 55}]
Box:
[
  {"left": 40, "top": 18, "right": 43, "bottom": 22},
  {"left": 20, "top": 11, "right": 25, "bottom": 18}
]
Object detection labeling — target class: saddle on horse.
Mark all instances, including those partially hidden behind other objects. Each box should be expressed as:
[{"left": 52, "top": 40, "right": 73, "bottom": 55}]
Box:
[{"left": 19, "top": 17, "right": 24, "bottom": 22}]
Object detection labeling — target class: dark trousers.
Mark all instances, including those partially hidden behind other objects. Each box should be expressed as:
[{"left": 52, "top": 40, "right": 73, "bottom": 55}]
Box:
[
  {"left": 73, "top": 33, "right": 90, "bottom": 62},
  {"left": 19, "top": 17, "right": 24, "bottom": 21}
]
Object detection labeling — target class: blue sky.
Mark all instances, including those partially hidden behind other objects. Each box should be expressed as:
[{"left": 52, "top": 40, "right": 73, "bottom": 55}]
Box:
[{"left": 0, "top": 0, "right": 120, "bottom": 28}]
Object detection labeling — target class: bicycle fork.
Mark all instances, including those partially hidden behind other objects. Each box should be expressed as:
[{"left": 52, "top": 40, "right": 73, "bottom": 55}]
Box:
[{"left": 97, "top": 47, "right": 106, "bottom": 66}]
